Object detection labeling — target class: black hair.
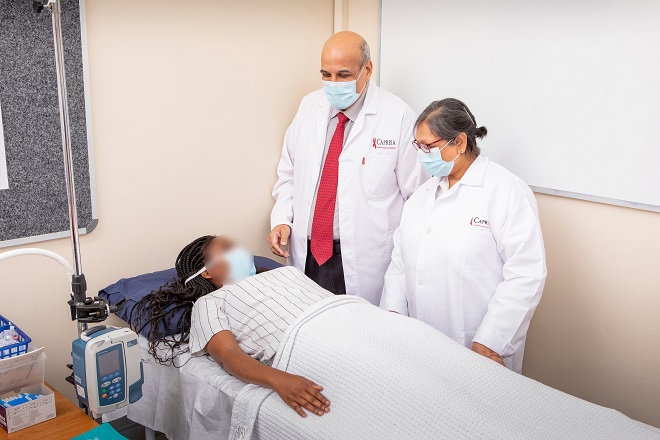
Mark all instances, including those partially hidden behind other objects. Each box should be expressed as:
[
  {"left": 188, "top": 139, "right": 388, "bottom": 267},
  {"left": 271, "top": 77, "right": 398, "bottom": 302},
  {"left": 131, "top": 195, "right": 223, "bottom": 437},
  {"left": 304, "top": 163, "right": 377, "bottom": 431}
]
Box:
[
  {"left": 132, "top": 235, "right": 217, "bottom": 365},
  {"left": 415, "top": 98, "right": 487, "bottom": 160},
  {"left": 132, "top": 235, "right": 270, "bottom": 365}
]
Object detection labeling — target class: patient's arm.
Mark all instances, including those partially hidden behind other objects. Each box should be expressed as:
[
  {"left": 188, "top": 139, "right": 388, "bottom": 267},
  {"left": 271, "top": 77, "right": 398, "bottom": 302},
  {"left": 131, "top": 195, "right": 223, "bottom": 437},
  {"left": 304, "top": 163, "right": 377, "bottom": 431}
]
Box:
[{"left": 205, "top": 330, "right": 331, "bottom": 418}]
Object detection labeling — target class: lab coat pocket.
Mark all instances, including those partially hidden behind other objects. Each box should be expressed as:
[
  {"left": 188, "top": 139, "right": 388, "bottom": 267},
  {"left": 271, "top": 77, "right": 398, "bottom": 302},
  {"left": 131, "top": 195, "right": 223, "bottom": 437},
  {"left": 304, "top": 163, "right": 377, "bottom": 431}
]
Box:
[
  {"left": 362, "top": 152, "right": 398, "bottom": 198},
  {"left": 450, "top": 229, "right": 498, "bottom": 279}
]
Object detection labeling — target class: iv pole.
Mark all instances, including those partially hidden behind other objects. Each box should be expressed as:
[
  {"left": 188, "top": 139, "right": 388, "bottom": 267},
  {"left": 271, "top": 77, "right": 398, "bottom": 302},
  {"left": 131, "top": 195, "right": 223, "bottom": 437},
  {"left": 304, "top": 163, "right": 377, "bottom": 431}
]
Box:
[
  {"left": 32, "top": 0, "right": 89, "bottom": 335},
  {"left": 0, "top": 1, "right": 116, "bottom": 335},
  {"left": 45, "top": 0, "right": 89, "bottom": 336}
]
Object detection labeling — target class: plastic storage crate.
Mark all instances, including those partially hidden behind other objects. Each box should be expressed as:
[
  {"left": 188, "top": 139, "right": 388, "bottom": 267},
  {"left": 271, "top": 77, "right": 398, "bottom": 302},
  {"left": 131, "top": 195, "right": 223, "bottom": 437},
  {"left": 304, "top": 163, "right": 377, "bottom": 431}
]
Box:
[{"left": 0, "top": 315, "right": 31, "bottom": 359}]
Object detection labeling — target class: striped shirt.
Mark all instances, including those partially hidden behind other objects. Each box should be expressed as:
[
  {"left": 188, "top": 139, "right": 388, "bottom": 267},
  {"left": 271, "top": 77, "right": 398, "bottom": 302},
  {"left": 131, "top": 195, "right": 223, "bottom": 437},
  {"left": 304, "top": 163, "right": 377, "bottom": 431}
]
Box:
[
  {"left": 189, "top": 266, "right": 332, "bottom": 363},
  {"left": 307, "top": 82, "right": 369, "bottom": 239}
]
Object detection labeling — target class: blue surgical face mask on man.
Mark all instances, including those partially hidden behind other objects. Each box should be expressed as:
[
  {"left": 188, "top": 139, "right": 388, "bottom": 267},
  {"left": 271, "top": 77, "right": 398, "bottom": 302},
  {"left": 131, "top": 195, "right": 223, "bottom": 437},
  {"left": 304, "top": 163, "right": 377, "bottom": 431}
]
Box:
[
  {"left": 417, "top": 140, "right": 462, "bottom": 177},
  {"left": 323, "top": 67, "right": 366, "bottom": 110},
  {"left": 224, "top": 246, "right": 257, "bottom": 284}
]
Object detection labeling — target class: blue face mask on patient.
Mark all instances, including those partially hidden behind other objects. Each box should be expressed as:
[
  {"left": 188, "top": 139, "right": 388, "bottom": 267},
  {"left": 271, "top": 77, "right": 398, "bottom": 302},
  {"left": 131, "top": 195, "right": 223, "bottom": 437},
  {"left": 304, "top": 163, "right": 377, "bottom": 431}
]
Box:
[{"left": 224, "top": 247, "right": 257, "bottom": 284}]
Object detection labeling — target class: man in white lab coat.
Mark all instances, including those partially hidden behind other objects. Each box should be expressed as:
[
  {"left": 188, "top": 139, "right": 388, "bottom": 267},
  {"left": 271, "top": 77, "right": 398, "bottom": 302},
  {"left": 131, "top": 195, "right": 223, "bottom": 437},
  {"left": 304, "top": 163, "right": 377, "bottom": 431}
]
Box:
[{"left": 269, "top": 32, "right": 425, "bottom": 304}]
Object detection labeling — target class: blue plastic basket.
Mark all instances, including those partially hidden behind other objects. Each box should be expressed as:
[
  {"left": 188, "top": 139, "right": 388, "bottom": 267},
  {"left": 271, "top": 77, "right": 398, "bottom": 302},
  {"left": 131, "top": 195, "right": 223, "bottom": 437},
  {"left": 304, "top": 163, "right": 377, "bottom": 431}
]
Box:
[{"left": 0, "top": 315, "right": 31, "bottom": 359}]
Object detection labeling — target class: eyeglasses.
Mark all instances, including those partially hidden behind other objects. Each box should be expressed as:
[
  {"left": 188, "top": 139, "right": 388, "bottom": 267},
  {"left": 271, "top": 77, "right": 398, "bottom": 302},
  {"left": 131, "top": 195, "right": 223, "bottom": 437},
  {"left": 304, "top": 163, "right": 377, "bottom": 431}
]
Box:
[{"left": 412, "top": 138, "right": 448, "bottom": 154}]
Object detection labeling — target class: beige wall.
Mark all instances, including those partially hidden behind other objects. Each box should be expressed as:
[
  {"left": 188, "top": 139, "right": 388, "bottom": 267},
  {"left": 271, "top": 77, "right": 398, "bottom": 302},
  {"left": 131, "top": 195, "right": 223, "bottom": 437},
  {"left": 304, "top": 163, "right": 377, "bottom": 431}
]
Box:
[
  {"left": 0, "top": 0, "right": 332, "bottom": 404},
  {"left": 346, "top": 0, "right": 660, "bottom": 428}
]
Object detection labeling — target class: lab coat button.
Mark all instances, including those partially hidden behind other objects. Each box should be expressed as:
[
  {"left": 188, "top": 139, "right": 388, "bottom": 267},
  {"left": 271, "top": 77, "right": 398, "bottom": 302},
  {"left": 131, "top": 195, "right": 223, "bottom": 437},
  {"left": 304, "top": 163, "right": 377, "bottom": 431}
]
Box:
[
  {"left": 418, "top": 280, "right": 424, "bottom": 286},
  {"left": 426, "top": 228, "right": 431, "bottom": 234}
]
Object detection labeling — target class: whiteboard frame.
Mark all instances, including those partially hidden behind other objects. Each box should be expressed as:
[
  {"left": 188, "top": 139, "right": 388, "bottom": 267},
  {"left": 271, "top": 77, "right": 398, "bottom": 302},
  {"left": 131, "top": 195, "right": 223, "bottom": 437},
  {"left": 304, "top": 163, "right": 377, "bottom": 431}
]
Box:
[
  {"left": 530, "top": 187, "right": 660, "bottom": 213},
  {"left": 377, "top": 0, "right": 660, "bottom": 214},
  {"left": 0, "top": 0, "right": 98, "bottom": 248}
]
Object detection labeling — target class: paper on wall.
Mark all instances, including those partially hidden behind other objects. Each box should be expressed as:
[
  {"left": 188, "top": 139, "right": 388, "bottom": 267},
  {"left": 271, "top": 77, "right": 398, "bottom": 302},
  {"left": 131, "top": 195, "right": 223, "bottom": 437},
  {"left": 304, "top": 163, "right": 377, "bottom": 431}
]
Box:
[{"left": 0, "top": 97, "right": 8, "bottom": 190}]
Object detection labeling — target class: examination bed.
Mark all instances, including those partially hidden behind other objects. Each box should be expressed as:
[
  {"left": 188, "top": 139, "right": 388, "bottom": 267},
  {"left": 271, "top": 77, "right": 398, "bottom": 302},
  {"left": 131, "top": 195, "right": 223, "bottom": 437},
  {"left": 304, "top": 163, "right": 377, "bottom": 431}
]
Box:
[
  {"left": 104, "top": 335, "right": 246, "bottom": 439},
  {"left": 100, "top": 266, "right": 660, "bottom": 440}
]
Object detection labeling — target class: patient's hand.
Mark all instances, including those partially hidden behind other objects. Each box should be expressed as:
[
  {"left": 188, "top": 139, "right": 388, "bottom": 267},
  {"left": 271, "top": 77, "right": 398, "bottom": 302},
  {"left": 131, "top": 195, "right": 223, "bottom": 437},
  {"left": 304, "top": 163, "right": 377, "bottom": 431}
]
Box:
[
  {"left": 272, "top": 372, "right": 331, "bottom": 418},
  {"left": 471, "top": 342, "right": 505, "bottom": 366}
]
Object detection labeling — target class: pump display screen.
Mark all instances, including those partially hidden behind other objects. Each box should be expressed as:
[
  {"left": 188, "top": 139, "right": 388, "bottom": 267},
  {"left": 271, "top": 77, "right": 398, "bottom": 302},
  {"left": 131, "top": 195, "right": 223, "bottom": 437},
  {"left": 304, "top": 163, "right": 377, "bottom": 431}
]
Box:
[{"left": 97, "top": 349, "right": 121, "bottom": 378}]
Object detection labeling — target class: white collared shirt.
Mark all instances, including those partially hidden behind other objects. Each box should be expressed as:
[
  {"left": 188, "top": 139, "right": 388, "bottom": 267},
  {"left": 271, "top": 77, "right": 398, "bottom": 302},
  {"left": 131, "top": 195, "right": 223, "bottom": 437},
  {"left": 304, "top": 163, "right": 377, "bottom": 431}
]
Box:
[{"left": 380, "top": 154, "right": 547, "bottom": 373}]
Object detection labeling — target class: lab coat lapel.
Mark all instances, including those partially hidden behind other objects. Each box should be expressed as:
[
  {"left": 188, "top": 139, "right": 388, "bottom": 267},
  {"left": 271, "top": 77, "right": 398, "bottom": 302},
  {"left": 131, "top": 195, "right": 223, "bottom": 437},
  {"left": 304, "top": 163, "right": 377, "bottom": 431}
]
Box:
[
  {"left": 344, "top": 81, "right": 379, "bottom": 149},
  {"left": 315, "top": 95, "right": 331, "bottom": 160},
  {"left": 310, "top": 95, "right": 332, "bottom": 188}
]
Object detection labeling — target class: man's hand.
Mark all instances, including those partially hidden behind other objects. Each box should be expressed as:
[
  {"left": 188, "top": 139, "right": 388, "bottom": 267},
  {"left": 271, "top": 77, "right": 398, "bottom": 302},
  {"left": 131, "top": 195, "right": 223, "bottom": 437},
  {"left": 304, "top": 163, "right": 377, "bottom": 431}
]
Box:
[
  {"left": 272, "top": 372, "right": 330, "bottom": 418},
  {"left": 471, "top": 342, "right": 505, "bottom": 366},
  {"left": 269, "top": 224, "right": 291, "bottom": 258}
]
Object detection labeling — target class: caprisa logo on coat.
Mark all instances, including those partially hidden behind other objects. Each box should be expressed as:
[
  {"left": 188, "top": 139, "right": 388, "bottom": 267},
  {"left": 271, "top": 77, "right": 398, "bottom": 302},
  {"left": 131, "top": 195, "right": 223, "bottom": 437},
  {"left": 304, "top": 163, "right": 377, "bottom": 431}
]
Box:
[
  {"left": 470, "top": 216, "right": 489, "bottom": 229},
  {"left": 372, "top": 137, "right": 396, "bottom": 150}
]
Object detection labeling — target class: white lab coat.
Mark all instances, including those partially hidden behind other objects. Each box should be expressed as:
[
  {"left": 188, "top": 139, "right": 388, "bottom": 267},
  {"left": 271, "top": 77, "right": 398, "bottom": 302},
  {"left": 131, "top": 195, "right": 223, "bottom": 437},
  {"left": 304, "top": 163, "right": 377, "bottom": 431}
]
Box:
[
  {"left": 271, "top": 81, "right": 426, "bottom": 305},
  {"left": 380, "top": 155, "right": 547, "bottom": 372}
]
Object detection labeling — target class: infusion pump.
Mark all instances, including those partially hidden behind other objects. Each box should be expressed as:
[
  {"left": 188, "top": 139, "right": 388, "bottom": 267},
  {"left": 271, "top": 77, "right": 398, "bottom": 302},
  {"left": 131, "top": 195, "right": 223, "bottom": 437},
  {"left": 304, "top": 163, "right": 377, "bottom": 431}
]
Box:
[{"left": 72, "top": 326, "right": 143, "bottom": 417}]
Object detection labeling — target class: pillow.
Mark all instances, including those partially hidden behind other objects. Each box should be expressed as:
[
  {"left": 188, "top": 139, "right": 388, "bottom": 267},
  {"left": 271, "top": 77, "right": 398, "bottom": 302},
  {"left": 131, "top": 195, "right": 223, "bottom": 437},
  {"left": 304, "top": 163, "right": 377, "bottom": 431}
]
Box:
[{"left": 99, "top": 256, "right": 282, "bottom": 338}]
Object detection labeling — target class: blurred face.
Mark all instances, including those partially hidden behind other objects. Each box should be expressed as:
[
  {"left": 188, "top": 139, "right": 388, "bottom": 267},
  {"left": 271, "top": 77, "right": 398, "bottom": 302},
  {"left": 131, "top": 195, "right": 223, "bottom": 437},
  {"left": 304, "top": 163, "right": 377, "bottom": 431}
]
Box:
[{"left": 200, "top": 235, "right": 236, "bottom": 288}]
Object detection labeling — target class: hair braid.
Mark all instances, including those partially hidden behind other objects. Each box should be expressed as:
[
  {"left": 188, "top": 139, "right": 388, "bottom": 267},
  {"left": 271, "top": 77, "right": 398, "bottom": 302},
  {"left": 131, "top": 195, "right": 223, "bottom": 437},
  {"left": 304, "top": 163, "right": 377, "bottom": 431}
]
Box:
[{"left": 132, "top": 235, "right": 217, "bottom": 365}]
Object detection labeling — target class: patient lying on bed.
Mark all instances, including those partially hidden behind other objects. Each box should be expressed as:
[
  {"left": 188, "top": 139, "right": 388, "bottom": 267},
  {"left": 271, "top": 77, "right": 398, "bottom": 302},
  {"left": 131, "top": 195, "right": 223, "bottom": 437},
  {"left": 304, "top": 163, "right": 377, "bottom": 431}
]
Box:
[{"left": 134, "top": 235, "right": 332, "bottom": 418}]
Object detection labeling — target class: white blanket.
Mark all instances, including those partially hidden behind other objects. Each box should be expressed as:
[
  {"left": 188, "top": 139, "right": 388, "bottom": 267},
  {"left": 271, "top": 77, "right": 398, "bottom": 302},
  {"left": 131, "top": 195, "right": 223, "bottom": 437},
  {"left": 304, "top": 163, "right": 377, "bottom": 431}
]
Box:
[{"left": 230, "top": 296, "right": 660, "bottom": 440}]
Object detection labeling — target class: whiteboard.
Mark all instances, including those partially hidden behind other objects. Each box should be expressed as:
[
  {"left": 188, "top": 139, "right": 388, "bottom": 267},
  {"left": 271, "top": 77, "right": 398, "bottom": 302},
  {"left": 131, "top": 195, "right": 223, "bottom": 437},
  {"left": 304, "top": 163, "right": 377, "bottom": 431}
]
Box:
[{"left": 380, "top": 0, "right": 660, "bottom": 212}]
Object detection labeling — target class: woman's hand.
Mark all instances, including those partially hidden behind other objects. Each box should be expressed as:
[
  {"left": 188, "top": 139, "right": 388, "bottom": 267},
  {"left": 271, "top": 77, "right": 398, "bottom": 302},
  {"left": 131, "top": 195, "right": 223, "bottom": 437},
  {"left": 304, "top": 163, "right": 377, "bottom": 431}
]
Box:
[
  {"left": 272, "top": 372, "right": 331, "bottom": 418},
  {"left": 471, "top": 342, "right": 505, "bottom": 366}
]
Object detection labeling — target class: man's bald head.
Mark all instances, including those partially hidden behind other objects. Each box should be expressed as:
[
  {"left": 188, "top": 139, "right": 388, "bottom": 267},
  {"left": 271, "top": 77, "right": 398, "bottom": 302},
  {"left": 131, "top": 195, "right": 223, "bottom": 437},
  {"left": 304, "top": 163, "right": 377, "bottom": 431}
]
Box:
[
  {"left": 322, "top": 31, "right": 371, "bottom": 69},
  {"left": 320, "top": 31, "right": 373, "bottom": 88}
]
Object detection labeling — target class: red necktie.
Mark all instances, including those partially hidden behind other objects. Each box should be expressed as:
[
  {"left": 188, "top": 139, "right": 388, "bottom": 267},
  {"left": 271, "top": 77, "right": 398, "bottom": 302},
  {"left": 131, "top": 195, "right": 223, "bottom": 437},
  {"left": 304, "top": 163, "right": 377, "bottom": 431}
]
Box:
[{"left": 310, "top": 112, "right": 349, "bottom": 265}]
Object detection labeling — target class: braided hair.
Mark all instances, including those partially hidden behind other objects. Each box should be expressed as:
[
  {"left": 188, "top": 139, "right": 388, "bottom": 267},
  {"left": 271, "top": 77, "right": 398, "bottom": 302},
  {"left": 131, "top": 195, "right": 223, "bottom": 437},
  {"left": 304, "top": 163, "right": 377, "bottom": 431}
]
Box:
[{"left": 132, "top": 235, "right": 217, "bottom": 365}]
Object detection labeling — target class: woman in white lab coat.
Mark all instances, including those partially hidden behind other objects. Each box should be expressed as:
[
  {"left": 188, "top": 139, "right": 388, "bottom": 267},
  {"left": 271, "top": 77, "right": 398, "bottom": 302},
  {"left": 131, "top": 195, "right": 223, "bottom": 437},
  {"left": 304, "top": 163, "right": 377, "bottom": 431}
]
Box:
[{"left": 380, "top": 98, "right": 547, "bottom": 373}]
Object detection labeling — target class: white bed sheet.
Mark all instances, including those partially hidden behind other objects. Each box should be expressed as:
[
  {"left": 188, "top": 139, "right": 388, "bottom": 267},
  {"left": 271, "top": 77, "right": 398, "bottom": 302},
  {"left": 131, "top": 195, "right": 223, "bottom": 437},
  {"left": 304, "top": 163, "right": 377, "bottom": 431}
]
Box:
[{"left": 105, "top": 335, "right": 247, "bottom": 440}]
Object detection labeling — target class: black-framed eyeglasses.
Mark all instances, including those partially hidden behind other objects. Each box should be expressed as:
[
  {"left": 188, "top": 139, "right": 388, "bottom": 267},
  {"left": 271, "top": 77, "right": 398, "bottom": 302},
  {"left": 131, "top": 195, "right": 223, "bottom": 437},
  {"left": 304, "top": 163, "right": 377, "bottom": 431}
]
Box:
[{"left": 412, "top": 138, "right": 447, "bottom": 154}]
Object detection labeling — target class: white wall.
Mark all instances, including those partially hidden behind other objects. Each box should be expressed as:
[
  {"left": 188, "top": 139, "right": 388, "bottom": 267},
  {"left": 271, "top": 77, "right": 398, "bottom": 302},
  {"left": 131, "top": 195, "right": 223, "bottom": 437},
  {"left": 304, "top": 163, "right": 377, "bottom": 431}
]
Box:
[
  {"left": 0, "top": 0, "right": 333, "bottom": 403},
  {"left": 344, "top": 0, "right": 660, "bottom": 428}
]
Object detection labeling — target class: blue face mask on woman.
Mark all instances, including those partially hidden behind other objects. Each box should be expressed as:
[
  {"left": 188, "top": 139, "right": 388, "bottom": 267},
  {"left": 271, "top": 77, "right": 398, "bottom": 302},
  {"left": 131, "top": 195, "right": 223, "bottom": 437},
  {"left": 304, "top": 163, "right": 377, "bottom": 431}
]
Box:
[
  {"left": 323, "top": 67, "right": 366, "bottom": 110},
  {"left": 224, "top": 246, "right": 257, "bottom": 284},
  {"left": 417, "top": 140, "right": 462, "bottom": 177}
]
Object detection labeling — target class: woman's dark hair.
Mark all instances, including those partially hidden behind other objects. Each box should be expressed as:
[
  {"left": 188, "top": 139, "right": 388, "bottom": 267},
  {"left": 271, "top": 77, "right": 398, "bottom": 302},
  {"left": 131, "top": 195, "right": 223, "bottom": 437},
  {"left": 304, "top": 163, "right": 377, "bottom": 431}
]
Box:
[
  {"left": 132, "top": 235, "right": 217, "bottom": 365},
  {"left": 415, "top": 98, "right": 487, "bottom": 160}
]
